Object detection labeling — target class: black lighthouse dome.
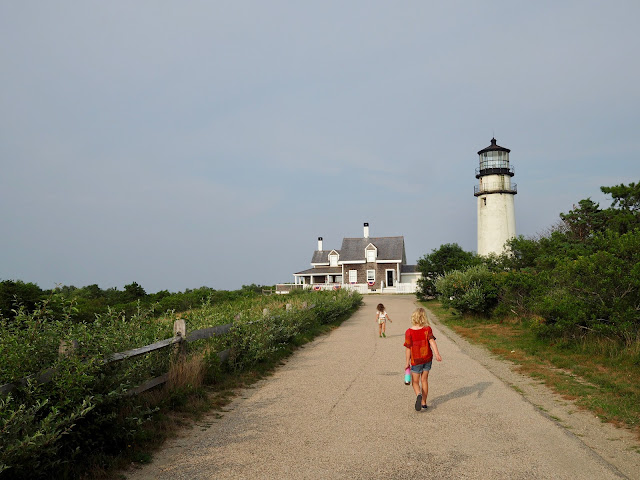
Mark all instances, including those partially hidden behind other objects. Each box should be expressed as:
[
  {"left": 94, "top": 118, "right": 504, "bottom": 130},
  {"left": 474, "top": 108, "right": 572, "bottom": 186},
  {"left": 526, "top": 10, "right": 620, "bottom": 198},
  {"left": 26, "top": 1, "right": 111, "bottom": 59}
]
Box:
[
  {"left": 477, "top": 137, "right": 511, "bottom": 155},
  {"left": 476, "top": 137, "right": 514, "bottom": 179}
]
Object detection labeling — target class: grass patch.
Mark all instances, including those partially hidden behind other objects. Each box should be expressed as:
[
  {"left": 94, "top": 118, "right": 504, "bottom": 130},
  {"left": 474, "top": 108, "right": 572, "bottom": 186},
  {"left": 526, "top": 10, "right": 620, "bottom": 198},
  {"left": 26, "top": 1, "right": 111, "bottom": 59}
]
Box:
[{"left": 424, "top": 300, "right": 640, "bottom": 440}]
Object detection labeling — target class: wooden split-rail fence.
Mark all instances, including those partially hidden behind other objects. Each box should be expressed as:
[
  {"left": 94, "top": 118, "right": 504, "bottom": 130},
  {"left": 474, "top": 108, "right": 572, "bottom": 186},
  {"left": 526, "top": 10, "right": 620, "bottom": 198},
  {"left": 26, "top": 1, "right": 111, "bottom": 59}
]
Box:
[{"left": 0, "top": 302, "right": 311, "bottom": 398}]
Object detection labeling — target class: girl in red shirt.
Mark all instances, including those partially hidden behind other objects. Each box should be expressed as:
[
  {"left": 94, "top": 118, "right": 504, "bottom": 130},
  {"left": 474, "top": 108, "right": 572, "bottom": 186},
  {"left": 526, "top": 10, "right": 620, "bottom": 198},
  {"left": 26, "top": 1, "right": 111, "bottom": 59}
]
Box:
[{"left": 404, "top": 307, "right": 442, "bottom": 411}]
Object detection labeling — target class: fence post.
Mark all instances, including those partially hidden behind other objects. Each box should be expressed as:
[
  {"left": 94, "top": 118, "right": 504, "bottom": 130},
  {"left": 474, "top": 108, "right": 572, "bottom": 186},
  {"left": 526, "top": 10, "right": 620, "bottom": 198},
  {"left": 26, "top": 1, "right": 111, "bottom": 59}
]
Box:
[
  {"left": 173, "top": 319, "right": 187, "bottom": 360},
  {"left": 59, "top": 339, "right": 78, "bottom": 357}
]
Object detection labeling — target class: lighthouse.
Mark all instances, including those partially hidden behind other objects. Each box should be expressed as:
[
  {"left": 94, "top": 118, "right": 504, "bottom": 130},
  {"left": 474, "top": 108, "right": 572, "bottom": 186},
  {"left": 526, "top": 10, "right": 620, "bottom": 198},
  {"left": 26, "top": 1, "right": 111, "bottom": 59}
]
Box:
[{"left": 475, "top": 138, "right": 517, "bottom": 256}]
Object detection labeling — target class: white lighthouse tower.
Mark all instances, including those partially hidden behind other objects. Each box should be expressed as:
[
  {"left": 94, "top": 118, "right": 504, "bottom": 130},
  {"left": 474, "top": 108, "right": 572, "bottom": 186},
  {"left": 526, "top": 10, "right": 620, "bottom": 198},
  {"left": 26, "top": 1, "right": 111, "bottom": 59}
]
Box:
[{"left": 475, "top": 138, "right": 517, "bottom": 256}]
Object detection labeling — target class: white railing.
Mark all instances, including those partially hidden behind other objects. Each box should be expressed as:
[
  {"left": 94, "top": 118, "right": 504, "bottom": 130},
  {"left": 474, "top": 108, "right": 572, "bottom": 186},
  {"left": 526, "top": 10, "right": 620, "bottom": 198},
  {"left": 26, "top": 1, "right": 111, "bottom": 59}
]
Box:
[
  {"left": 303, "top": 283, "right": 370, "bottom": 294},
  {"left": 277, "top": 282, "right": 416, "bottom": 294},
  {"left": 303, "top": 283, "right": 343, "bottom": 291},
  {"left": 275, "top": 284, "right": 304, "bottom": 294},
  {"left": 395, "top": 283, "right": 419, "bottom": 294},
  {"left": 342, "top": 284, "right": 369, "bottom": 294}
]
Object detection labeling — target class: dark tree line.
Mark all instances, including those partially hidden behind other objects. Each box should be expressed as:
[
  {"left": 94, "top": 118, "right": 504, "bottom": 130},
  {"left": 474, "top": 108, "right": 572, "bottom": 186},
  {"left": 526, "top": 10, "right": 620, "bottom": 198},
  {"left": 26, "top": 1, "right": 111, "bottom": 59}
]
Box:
[{"left": 0, "top": 280, "right": 267, "bottom": 323}]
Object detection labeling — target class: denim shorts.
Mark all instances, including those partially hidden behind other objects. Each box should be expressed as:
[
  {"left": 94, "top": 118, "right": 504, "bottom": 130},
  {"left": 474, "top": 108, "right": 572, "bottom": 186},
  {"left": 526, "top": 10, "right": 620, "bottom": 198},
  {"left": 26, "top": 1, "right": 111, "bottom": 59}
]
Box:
[{"left": 410, "top": 361, "right": 432, "bottom": 374}]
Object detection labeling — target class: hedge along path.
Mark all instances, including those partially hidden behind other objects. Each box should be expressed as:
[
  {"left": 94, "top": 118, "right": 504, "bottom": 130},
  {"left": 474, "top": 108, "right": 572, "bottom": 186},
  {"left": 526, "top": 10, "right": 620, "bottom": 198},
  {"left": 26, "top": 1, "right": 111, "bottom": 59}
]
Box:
[
  {"left": 125, "top": 295, "right": 635, "bottom": 480},
  {"left": 0, "top": 304, "right": 300, "bottom": 397}
]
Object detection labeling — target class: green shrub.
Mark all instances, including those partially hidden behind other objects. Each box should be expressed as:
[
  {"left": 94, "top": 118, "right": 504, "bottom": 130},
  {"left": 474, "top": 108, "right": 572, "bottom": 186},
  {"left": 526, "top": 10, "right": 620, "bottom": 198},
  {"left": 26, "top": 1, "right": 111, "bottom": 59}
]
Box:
[
  {"left": 0, "top": 288, "right": 361, "bottom": 478},
  {"left": 493, "top": 269, "right": 548, "bottom": 318},
  {"left": 227, "top": 290, "right": 361, "bottom": 370},
  {"left": 435, "top": 265, "right": 500, "bottom": 316},
  {"left": 532, "top": 237, "right": 640, "bottom": 339},
  {"left": 416, "top": 243, "right": 481, "bottom": 299}
]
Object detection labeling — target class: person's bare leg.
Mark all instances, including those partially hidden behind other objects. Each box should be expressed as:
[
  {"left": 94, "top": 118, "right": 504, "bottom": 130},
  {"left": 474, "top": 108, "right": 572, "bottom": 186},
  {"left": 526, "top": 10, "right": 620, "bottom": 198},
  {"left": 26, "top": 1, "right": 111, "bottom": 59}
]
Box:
[
  {"left": 411, "top": 372, "right": 421, "bottom": 396},
  {"left": 421, "top": 371, "right": 430, "bottom": 406}
]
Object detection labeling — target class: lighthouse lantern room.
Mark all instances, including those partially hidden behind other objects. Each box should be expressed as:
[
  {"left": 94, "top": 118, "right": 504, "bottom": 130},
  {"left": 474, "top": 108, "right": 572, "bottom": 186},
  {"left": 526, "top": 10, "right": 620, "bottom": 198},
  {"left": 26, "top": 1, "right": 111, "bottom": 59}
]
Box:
[{"left": 475, "top": 138, "right": 517, "bottom": 256}]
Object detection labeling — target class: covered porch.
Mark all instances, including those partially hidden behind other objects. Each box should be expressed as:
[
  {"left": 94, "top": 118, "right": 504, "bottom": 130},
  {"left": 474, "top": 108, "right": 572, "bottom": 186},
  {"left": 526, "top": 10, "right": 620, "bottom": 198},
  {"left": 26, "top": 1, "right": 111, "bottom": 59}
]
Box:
[{"left": 293, "top": 267, "right": 343, "bottom": 286}]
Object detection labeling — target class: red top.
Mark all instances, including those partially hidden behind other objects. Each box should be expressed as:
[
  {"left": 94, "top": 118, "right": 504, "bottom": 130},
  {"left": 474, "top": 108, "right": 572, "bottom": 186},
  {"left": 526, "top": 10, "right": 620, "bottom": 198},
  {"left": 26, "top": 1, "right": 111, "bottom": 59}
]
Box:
[{"left": 404, "top": 327, "right": 435, "bottom": 366}]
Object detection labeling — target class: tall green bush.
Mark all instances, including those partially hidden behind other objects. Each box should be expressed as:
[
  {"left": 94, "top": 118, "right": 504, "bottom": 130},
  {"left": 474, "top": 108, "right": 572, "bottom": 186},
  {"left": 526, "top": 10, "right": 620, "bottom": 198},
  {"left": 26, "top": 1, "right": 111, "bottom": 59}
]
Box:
[
  {"left": 435, "top": 265, "right": 500, "bottom": 316},
  {"left": 0, "top": 289, "right": 361, "bottom": 479},
  {"left": 416, "top": 243, "right": 481, "bottom": 299},
  {"left": 533, "top": 230, "right": 640, "bottom": 338}
]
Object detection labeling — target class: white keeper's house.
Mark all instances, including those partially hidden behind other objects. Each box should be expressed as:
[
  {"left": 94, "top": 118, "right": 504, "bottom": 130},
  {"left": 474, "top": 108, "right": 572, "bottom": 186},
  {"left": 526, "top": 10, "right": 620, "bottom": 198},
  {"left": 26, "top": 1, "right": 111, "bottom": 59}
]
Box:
[{"left": 277, "top": 223, "right": 421, "bottom": 294}]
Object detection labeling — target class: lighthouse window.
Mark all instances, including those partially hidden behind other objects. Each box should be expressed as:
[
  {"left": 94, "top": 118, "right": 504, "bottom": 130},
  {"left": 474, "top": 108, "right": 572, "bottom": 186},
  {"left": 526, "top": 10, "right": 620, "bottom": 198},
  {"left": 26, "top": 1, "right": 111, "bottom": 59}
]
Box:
[
  {"left": 480, "top": 152, "right": 509, "bottom": 171},
  {"left": 483, "top": 198, "right": 487, "bottom": 206}
]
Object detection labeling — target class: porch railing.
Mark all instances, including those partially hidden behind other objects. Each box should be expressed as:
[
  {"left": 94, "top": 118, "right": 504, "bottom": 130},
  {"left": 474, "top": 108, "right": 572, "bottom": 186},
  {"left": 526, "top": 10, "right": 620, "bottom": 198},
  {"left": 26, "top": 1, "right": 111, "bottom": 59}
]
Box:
[
  {"left": 395, "top": 283, "right": 419, "bottom": 294},
  {"left": 276, "top": 282, "right": 418, "bottom": 294}
]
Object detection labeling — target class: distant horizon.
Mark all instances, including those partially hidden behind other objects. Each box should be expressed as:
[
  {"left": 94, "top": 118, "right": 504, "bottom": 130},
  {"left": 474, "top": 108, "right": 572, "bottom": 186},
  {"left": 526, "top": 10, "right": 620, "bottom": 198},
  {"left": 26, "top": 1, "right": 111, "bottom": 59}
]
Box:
[
  {"left": 2, "top": 180, "right": 622, "bottom": 295},
  {"left": 0, "top": 181, "right": 626, "bottom": 294}
]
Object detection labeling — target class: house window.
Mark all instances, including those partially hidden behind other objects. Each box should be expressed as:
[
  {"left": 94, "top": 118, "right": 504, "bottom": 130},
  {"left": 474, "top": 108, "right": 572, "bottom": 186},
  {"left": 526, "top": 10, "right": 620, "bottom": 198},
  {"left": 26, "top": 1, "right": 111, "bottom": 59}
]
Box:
[
  {"left": 367, "top": 270, "right": 375, "bottom": 283},
  {"left": 329, "top": 254, "right": 338, "bottom": 266},
  {"left": 349, "top": 270, "right": 357, "bottom": 283},
  {"left": 366, "top": 249, "right": 376, "bottom": 262}
]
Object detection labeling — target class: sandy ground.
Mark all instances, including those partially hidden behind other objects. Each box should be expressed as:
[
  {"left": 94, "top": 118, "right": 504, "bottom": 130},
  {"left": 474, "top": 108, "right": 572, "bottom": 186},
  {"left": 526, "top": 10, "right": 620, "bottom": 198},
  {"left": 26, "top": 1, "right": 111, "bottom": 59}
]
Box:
[{"left": 124, "top": 295, "right": 640, "bottom": 479}]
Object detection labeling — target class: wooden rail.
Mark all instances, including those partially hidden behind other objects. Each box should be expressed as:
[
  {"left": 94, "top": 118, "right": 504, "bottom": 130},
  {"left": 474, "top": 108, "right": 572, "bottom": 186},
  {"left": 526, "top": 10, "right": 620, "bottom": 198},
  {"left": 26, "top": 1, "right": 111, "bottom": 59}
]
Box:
[
  {"left": 0, "top": 302, "right": 313, "bottom": 397},
  {"left": 0, "top": 320, "right": 234, "bottom": 397}
]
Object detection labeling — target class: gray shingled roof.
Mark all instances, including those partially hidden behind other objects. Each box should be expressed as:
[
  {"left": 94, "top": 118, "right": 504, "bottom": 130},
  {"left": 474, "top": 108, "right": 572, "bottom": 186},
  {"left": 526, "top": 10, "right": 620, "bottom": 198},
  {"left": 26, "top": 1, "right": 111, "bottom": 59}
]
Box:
[
  {"left": 311, "top": 249, "right": 340, "bottom": 264},
  {"left": 401, "top": 264, "right": 418, "bottom": 273},
  {"left": 340, "top": 236, "right": 405, "bottom": 262},
  {"left": 294, "top": 266, "right": 343, "bottom": 275}
]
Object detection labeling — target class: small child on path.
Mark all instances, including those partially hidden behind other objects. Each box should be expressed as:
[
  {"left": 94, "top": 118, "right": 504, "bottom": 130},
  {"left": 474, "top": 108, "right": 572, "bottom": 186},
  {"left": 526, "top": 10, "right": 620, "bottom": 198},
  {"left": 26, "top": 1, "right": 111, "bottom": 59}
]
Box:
[
  {"left": 376, "top": 303, "right": 392, "bottom": 337},
  {"left": 404, "top": 307, "right": 442, "bottom": 411}
]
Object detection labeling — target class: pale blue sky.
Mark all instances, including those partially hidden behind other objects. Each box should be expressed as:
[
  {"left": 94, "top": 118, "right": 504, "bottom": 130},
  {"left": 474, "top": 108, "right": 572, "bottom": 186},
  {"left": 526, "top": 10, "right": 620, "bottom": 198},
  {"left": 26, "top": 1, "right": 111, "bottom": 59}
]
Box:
[{"left": 1, "top": 1, "right": 638, "bottom": 293}]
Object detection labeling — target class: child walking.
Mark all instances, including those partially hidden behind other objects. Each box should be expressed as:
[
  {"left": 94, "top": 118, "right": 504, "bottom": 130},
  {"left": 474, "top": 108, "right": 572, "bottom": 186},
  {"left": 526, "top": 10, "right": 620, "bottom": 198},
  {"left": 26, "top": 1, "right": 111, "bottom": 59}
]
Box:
[
  {"left": 404, "top": 307, "right": 442, "bottom": 411},
  {"left": 376, "top": 303, "right": 392, "bottom": 337}
]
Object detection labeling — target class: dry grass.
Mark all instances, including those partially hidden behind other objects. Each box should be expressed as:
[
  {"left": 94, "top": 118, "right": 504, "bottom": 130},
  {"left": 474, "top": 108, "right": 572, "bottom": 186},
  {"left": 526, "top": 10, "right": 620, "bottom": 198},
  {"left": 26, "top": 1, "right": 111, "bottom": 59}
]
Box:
[{"left": 167, "top": 352, "right": 206, "bottom": 391}]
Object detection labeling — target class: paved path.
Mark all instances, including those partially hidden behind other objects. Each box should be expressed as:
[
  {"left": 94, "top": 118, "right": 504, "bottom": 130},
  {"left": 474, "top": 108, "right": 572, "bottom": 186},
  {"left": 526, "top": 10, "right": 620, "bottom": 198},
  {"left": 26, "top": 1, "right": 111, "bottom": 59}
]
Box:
[{"left": 125, "top": 295, "right": 636, "bottom": 479}]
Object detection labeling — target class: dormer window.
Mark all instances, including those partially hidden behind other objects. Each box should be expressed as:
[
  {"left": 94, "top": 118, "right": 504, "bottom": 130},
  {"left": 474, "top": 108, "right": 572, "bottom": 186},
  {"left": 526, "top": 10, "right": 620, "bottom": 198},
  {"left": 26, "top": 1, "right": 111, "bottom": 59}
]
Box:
[
  {"left": 365, "top": 243, "right": 377, "bottom": 262},
  {"left": 329, "top": 250, "right": 339, "bottom": 267}
]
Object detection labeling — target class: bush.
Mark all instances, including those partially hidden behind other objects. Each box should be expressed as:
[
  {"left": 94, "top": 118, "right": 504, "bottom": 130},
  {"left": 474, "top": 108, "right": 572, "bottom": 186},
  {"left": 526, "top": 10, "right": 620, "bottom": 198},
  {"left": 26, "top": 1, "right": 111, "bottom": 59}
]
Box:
[
  {"left": 0, "top": 289, "right": 362, "bottom": 478},
  {"left": 532, "top": 237, "right": 640, "bottom": 339},
  {"left": 435, "top": 265, "right": 500, "bottom": 316},
  {"left": 416, "top": 243, "right": 481, "bottom": 299},
  {"left": 227, "top": 290, "right": 361, "bottom": 370},
  {"left": 493, "top": 269, "right": 548, "bottom": 318}
]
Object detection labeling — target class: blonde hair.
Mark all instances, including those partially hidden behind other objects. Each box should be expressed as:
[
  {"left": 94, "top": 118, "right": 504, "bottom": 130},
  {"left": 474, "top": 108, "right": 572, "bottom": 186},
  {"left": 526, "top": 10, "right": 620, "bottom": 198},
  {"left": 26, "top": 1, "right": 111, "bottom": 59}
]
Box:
[{"left": 411, "top": 308, "right": 430, "bottom": 327}]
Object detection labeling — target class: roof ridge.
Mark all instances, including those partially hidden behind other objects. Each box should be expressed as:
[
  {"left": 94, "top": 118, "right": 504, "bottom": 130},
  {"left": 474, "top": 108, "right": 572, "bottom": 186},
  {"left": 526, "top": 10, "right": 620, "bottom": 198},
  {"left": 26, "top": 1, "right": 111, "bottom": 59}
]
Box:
[{"left": 342, "top": 235, "right": 404, "bottom": 239}]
